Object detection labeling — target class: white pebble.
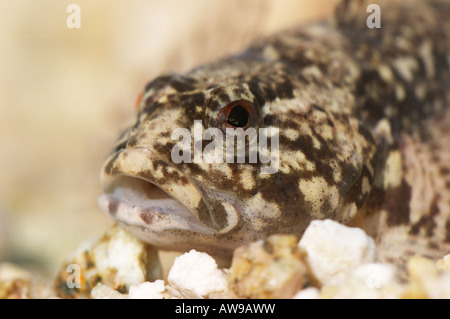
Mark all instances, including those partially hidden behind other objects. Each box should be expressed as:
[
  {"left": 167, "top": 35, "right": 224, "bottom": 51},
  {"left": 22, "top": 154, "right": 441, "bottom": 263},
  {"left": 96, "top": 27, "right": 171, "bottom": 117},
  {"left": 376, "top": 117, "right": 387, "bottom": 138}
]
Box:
[
  {"left": 167, "top": 250, "right": 228, "bottom": 298},
  {"left": 298, "top": 219, "right": 376, "bottom": 285},
  {"left": 327, "top": 263, "right": 403, "bottom": 299},
  {"left": 292, "top": 287, "right": 320, "bottom": 299},
  {"left": 92, "top": 225, "right": 161, "bottom": 286},
  {"left": 91, "top": 283, "right": 127, "bottom": 299},
  {"left": 128, "top": 280, "right": 166, "bottom": 299},
  {"left": 352, "top": 263, "right": 397, "bottom": 289}
]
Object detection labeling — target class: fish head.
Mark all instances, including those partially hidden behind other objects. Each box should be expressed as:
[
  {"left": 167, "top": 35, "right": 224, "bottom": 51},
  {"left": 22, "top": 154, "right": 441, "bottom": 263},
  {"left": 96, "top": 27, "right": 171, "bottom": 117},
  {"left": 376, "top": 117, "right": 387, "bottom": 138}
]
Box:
[{"left": 98, "top": 61, "right": 378, "bottom": 256}]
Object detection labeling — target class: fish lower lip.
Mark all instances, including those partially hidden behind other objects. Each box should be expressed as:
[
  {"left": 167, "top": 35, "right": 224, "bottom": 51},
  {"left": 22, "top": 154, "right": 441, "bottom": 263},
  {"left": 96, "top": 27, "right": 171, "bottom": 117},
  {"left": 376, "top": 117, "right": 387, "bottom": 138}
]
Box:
[
  {"left": 100, "top": 147, "right": 207, "bottom": 221},
  {"left": 98, "top": 175, "right": 213, "bottom": 234}
]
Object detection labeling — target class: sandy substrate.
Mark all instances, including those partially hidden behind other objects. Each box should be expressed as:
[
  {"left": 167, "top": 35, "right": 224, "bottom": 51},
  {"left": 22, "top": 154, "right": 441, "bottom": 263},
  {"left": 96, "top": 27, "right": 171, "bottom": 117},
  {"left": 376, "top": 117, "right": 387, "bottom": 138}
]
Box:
[{"left": 3, "top": 220, "right": 450, "bottom": 299}]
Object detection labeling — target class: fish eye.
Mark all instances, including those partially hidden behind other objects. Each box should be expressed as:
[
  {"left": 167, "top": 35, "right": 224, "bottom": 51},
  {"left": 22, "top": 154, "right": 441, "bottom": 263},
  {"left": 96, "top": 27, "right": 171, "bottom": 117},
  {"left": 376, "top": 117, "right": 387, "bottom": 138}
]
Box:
[
  {"left": 227, "top": 104, "right": 249, "bottom": 127},
  {"left": 217, "top": 100, "right": 256, "bottom": 129}
]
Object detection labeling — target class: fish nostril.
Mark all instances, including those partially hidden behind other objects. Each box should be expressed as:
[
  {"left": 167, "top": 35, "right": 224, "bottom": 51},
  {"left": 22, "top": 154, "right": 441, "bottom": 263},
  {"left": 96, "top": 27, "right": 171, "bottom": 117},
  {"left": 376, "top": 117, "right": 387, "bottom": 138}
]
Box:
[{"left": 113, "top": 140, "right": 128, "bottom": 153}]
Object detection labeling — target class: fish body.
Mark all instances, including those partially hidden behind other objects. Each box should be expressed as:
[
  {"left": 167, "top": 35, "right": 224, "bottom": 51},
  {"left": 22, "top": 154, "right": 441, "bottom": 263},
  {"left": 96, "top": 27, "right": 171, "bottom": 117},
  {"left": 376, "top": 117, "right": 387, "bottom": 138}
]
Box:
[{"left": 98, "top": 0, "right": 450, "bottom": 263}]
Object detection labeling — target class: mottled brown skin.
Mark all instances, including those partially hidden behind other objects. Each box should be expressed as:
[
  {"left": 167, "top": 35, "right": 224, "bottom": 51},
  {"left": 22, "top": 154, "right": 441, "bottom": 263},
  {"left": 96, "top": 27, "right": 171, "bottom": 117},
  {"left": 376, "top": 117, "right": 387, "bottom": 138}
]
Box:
[{"left": 98, "top": 0, "right": 450, "bottom": 264}]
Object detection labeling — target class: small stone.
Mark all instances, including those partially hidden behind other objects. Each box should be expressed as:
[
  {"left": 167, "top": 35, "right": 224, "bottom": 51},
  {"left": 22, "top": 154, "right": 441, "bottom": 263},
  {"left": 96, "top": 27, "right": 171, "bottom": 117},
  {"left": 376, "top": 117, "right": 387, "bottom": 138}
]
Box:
[
  {"left": 167, "top": 250, "right": 229, "bottom": 299},
  {"left": 298, "top": 219, "right": 376, "bottom": 286},
  {"left": 352, "top": 263, "right": 398, "bottom": 290},
  {"left": 321, "top": 263, "right": 404, "bottom": 299},
  {"left": 54, "top": 224, "right": 162, "bottom": 298},
  {"left": 403, "top": 256, "right": 450, "bottom": 299},
  {"left": 436, "top": 254, "right": 450, "bottom": 273},
  {"left": 227, "top": 234, "right": 310, "bottom": 299},
  {"left": 0, "top": 263, "right": 55, "bottom": 299},
  {"left": 128, "top": 280, "right": 168, "bottom": 299},
  {"left": 91, "top": 283, "right": 127, "bottom": 299},
  {"left": 292, "top": 287, "right": 320, "bottom": 299}
]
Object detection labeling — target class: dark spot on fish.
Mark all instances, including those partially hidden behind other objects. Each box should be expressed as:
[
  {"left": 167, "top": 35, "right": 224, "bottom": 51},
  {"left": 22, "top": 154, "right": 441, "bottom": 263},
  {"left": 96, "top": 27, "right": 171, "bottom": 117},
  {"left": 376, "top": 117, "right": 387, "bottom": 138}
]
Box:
[
  {"left": 170, "top": 77, "right": 197, "bottom": 93},
  {"left": 263, "top": 114, "right": 276, "bottom": 126},
  {"left": 343, "top": 164, "right": 372, "bottom": 210},
  {"left": 178, "top": 175, "right": 189, "bottom": 186},
  {"left": 154, "top": 141, "right": 175, "bottom": 157},
  {"left": 321, "top": 197, "right": 333, "bottom": 214},
  {"left": 104, "top": 151, "right": 121, "bottom": 175},
  {"left": 311, "top": 103, "right": 326, "bottom": 113},
  {"left": 144, "top": 74, "right": 173, "bottom": 92},
  {"left": 113, "top": 139, "right": 128, "bottom": 153},
  {"left": 439, "top": 167, "right": 450, "bottom": 176},
  {"left": 183, "top": 162, "right": 203, "bottom": 176},
  {"left": 259, "top": 173, "right": 307, "bottom": 222},
  {"left": 197, "top": 199, "right": 229, "bottom": 230},
  {"left": 159, "top": 131, "right": 170, "bottom": 139},
  {"left": 108, "top": 199, "right": 119, "bottom": 216},
  {"left": 409, "top": 211, "right": 438, "bottom": 237},
  {"left": 264, "top": 85, "right": 277, "bottom": 102},
  {"left": 385, "top": 180, "right": 411, "bottom": 227},
  {"left": 354, "top": 69, "right": 392, "bottom": 127},
  {"left": 217, "top": 89, "right": 231, "bottom": 104},
  {"left": 292, "top": 128, "right": 340, "bottom": 187},
  {"left": 140, "top": 211, "right": 154, "bottom": 224},
  {"left": 184, "top": 92, "right": 205, "bottom": 107},
  {"left": 446, "top": 220, "right": 450, "bottom": 243},
  {"left": 275, "top": 78, "right": 294, "bottom": 100},
  {"left": 144, "top": 100, "right": 161, "bottom": 115},
  {"left": 357, "top": 121, "right": 376, "bottom": 145},
  {"left": 233, "top": 87, "right": 246, "bottom": 97},
  {"left": 127, "top": 135, "right": 139, "bottom": 148},
  {"left": 248, "top": 79, "right": 266, "bottom": 107}
]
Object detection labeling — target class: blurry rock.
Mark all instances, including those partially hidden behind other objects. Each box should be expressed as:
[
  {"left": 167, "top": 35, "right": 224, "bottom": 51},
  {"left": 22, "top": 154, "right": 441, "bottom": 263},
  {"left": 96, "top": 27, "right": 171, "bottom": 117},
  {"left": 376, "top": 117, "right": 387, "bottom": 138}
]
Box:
[
  {"left": 129, "top": 280, "right": 169, "bottom": 299},
  {"left": 298, "top": 219, "right": 376, "bottom": 286},
  {"left": 227, "top": 234, "right": 310, "bottom": 299},
  {"left": 321, "top": 263, "right": 404, "bottom": 299},
  {"left": 54, "top": 224, "right": 162, "bottom": 298},
  {"left": 91, "top": 283, "right": 127, "bottom": 299},
  {"left": 436, "top": 254, "right": 450, "bottom": 273},
  {"left": 52, "top": 220, "right": 450, "bottom": 299},
  {"left": 402, "top": 256, "right": 450, "bottom": 299},
  {"left": 0, "top": 262, "right": 55, "bottom": 299},
  {"left": 167, "top": 250, "right": 229, "bottom": 299},
  {"left": 292, "top": 287, "right": 320, "bottom": 299}
]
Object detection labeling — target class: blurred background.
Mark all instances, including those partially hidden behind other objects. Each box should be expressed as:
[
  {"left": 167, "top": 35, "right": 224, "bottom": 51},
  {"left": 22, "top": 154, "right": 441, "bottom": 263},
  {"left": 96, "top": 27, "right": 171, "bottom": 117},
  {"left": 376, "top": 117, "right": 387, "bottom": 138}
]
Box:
[{"left": 0, "top": 0, "right": 336, "bottom": 278}]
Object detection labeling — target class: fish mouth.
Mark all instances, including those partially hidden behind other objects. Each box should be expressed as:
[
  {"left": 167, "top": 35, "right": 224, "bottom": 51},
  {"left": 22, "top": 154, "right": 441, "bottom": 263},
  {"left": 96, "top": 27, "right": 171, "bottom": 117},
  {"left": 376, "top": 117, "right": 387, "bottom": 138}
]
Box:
[
  {"left": 98, "top": 147, "right": 217, "bottom": 237},
  {"left": 98, "top": 175, "right": 215, "bottom": 234}
]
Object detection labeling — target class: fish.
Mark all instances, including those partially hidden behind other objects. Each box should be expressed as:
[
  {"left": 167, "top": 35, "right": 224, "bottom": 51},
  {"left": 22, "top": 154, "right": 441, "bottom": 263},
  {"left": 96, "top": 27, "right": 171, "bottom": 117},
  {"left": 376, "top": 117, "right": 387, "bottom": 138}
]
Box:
[{"left": 98, "top": 0, "right": 450, "bottom": 265}]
